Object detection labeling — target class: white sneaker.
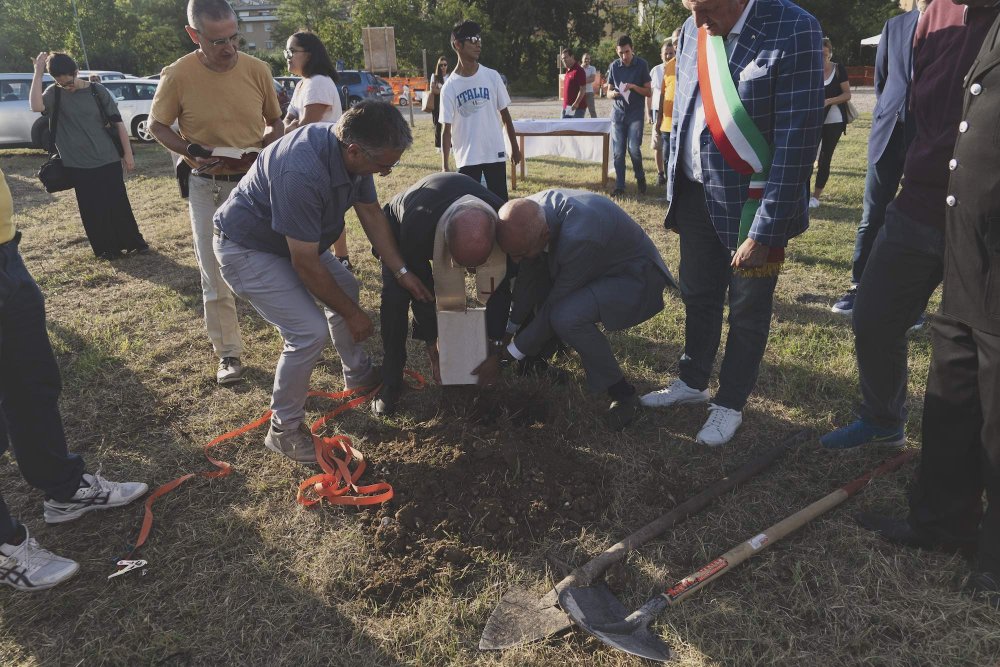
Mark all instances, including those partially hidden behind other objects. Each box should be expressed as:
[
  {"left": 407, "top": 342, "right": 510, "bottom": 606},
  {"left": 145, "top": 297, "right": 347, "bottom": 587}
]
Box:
[
  {"left": 808, "top": 197, "right": 821, "bottom": 209},
  {"left": 0, "top": 526, "right": 79, "bottom": 591},
  {"left": 43, "top": 472, "right": 148, "bottom": 524},
  {"left": 264, "top": 423, "right": 317, "bottom": 463},
  {"left": 695, "top": 404, "right": 743, "bottom": 447},
  {"left": 640, "top": 379, "right": 709, "bottom": 408}
]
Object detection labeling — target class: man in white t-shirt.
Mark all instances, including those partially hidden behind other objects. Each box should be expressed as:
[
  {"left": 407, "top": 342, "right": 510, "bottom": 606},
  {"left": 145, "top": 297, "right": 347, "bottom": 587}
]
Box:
[
  {"left": 581, "top": 53, "right": 598, "bottom": 118},
  {"left": 439, "top": 20, "right": 521, "bottom": 201},
  {"left": 647, "top": 37, "right": 676, "bottom": 186}
]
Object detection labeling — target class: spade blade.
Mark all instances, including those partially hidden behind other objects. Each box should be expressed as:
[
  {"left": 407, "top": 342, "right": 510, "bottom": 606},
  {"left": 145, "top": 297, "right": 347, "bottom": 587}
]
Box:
[
  {"left": 559, "top": 584, "right": 673, "bottom": 663},
  {"left": 479, "top": 585, "right": 573, "bottom": 650}
]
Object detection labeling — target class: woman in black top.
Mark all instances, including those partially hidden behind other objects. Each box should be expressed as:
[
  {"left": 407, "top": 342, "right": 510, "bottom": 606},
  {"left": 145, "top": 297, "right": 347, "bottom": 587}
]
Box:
[
  {"left": 809, "top": 37, "right": 852, "bottom": 209},
  {"left": 29, "top": 52, "right": 147, "bottom": 260},
  {"left": 429, "top": 56, "right": 449, "bottom": 150}
]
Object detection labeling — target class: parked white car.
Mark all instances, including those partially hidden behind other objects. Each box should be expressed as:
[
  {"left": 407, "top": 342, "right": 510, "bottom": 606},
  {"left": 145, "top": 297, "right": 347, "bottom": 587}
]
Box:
[
  {"left": 0, "top": 72, "right": 54, "bottom": 147},
  {"left": 78, "top": 70, "right": 127, "bottom": 81},
  {"left": 102, "top": 78, "right": 159, "bottom": 143}
]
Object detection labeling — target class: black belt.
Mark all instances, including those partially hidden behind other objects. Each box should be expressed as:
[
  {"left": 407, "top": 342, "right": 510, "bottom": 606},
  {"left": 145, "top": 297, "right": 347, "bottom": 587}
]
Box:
[{"left": 193, "top": 172, "right": 244, "bottom": 182}]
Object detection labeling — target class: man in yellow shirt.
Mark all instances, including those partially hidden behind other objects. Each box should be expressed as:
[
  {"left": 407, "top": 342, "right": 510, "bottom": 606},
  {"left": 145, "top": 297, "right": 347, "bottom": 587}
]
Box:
[
  {"left": 150, "top": 0, "right": 283, "bottom": 385},
  {"left": 0, "top": 168, "right": 147, "bottom": 591}
]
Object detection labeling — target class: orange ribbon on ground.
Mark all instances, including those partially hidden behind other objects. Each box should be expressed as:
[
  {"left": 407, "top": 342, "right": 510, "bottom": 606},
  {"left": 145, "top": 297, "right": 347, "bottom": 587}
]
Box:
[{"left": 123, "top": 371, "right": 425, "bottom": 558}]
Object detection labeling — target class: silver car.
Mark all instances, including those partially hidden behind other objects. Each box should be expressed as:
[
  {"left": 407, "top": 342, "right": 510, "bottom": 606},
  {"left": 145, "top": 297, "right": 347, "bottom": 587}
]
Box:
[{"left": 0, "top": 72, "right": 54, "bottom": 148}]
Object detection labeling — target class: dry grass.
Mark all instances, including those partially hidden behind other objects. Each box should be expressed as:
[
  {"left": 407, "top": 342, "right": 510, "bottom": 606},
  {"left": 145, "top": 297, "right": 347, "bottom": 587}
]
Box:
[{"left": 0, "top": 114, "right": 996, "bottom": 667}]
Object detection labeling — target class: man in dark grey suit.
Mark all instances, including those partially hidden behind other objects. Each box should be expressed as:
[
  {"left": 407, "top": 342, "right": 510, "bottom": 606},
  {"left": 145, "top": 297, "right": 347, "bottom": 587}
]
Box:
[
  {"left": 476, "top": 190, "right": 674, "bottom": 429},
  {"left": 830, "top": 3, "right": 925, "bottom": 315}
]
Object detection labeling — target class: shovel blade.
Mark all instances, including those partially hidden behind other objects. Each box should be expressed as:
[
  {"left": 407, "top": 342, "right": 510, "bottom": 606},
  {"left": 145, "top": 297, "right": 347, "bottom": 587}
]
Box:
[
  {"left": 479, "top": 585, "right": 573, "bottom": 650},
  {"left": 559, "top": 584, "right": 673, "bottom": 663}
]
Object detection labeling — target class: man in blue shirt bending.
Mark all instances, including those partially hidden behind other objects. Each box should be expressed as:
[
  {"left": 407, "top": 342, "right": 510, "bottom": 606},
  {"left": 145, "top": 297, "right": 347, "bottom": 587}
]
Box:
[
  {"left": 605, "top": 35, "right": 652, "bottom": 197},
  {"left": 213, "top": 101, "right": 432, "bottom": 463}
]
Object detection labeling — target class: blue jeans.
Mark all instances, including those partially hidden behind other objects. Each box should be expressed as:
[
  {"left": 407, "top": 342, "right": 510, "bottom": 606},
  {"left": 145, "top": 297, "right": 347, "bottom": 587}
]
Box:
[
  {"left": 0, "top": 234, "right": 85, "bottom": 545},
  {"left": 611, "top": 117, "right": 645, "bottom": 190},
  {"left": 672, "top": 176, "right": 778, "bottom": 411},
  {"left": 851, "top": 122, "right": 907, "bottom": 285},
  {"left": 853, "top": 203, "right": 943, "bottom": 428}
]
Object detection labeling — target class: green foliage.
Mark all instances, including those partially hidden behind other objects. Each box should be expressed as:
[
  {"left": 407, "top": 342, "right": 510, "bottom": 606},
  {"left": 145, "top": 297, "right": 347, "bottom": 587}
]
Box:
[{"left": 0, "top": 0, "right": 905, "bottom": 86}]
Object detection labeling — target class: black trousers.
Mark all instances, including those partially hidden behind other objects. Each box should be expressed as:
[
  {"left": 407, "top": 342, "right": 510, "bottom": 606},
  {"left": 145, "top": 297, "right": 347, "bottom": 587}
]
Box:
[
  {"left": 811, "top": 121, "right": 845, "bottom": 192},
  {"left": 673, "top": 175, "right": 779, "bottom": 411},
  {"left": 459, "top": 162, "right": 508, "bottom": 202},
  {"left": 0, "top": 236, "right": 86, "bottom": 545},
  {"left": 67, "top": 160, "right": 146, "bottom": 257},
  {"left": 431, "top": 97, "right": 442, "bottom": 148},
  {"left": 909, "top": 315, "right": 1000, "bottom": 572}
]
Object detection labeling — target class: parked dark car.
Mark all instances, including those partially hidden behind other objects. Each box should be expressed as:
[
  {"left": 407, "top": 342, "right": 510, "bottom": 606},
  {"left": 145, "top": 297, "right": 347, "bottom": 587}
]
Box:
[
  {"left": 337, "top": 70, "right": 394, "bottom": 107},
  {"left": 273, "top": 79, "right": 291, "bottom": 117}
]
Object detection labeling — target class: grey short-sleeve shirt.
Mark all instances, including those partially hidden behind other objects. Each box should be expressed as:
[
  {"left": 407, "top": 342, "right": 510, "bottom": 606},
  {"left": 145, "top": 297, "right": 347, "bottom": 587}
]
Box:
[
  {"left": 214, "top": 123, "right": 377, "bottom": 257},
  {"left": 41, "top": 83, "right": 121, "bottom": 168}
]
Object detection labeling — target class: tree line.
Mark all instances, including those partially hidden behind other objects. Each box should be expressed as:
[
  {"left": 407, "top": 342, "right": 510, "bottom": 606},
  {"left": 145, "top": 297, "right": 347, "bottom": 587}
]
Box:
[{"left": 0, "top": 0, "right": 901, "bottom": 90}]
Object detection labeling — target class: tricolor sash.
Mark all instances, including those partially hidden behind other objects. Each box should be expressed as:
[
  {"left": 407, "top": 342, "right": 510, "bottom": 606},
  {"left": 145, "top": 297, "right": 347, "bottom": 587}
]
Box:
[{"left": 696, "top": 26, "right": 783, "bottom": 277}]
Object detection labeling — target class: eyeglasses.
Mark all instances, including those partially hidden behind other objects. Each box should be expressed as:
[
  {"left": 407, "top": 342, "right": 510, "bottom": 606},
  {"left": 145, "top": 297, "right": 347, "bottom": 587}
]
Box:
[
  {"left": 460, "top": 35, "right": 482, "bottom": 45},
  {"left": 196, "top": 30, "right": 241, "bottom": 47},
  {"left": 283, "top": 48, "right": 306, "bottom": 59},
  {"left": 359, "top": 145, "right": 401, "bottom": 171}
]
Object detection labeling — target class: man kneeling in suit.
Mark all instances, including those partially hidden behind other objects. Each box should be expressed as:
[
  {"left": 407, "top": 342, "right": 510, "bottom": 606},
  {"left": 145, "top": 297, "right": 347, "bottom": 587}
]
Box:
[{"left": 477, "top": 190, "right": 674, "bottom": 429}]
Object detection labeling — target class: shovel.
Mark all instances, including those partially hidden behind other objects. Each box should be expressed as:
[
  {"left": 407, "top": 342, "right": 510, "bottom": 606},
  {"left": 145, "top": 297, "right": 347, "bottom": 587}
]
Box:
[
  {"left": 478, "top": 430, "right": 806, "bottom": 651},
  {"left": 559, "top": 449, "right": 917, "bottom": 662}
]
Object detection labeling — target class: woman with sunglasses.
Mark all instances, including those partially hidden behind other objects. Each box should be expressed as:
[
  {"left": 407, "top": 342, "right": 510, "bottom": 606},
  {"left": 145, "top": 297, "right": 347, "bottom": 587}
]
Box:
[
  {"left": 429, "top": 56, "right": 449, "bottom": 150},
  {"left": 29, "top": 52, "right": 148, "bottom": 261},
  {"left": 283, "top": 32, "right": 352, "bottom": 270}
]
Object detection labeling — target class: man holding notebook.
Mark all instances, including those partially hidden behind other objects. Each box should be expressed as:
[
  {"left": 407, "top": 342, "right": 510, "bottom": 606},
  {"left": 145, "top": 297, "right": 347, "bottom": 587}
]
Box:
[{"left": 149, "top": 0, "right": 284, "bottom": 385}]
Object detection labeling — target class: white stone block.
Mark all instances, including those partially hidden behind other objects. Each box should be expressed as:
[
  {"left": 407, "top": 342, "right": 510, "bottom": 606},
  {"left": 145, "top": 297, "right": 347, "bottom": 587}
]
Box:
[{"left": 437, "top": 308, "right": 488, "bottom": 385}]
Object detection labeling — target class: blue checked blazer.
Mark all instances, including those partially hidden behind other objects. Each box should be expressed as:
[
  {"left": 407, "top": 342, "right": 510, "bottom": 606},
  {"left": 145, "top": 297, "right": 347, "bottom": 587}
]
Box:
[{"left": 666, "top": 0, "right": 824, "bottom": 250}]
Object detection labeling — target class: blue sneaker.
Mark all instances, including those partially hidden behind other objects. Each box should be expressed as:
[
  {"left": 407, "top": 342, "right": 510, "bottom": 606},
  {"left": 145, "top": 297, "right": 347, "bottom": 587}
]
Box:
[
  {"left": 831, "top": 287, "right": 857, "bottom": 315},
  {"left": 821, "top": 419, "right": 905, "bottom": 450}
]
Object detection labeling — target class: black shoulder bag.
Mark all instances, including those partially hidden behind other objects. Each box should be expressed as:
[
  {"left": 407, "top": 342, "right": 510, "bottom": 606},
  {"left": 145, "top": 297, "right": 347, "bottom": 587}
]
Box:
[
  {"left": 36, "top": 86, "right": 75, "bottom": 193},
  {"left": 90, "top": 84, "right": 125, "bottom": 158}
]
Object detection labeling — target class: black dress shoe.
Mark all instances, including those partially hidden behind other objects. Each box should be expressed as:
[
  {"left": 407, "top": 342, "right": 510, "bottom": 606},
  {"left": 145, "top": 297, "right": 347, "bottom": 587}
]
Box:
[
  {"left": 610, "top": 188, "right": 625, "bottom": 199},
  {"left": 854, "top": 512, "right": 977, "bottom": 556},
  {"left": 606, "top": 394, "right": 639, "bottom": 430},
  {"left": 962, "top": 571, "right": 1000, "bottom": 609},
  {"left": 636, "top": 178, "right": 647, "bottom": 195},
  {"left": 372, "top": 384, "right": 401, "bottom": 417}
]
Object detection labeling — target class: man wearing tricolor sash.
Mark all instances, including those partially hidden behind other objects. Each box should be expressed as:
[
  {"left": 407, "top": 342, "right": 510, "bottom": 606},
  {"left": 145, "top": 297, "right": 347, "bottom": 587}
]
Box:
[{"left": 641, "top": 0, "right": 823, "bottom": 446}]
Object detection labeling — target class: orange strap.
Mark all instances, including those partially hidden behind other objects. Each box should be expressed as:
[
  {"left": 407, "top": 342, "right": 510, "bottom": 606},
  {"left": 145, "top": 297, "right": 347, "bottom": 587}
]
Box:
[{"left": 123, "top": 370, "right": 425, "bottom": 557}]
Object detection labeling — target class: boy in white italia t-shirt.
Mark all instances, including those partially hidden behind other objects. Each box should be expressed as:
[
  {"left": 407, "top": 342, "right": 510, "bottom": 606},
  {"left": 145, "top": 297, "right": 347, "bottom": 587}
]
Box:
[{"left": 439, "top": 20, "right": 520, "bottom": 200}]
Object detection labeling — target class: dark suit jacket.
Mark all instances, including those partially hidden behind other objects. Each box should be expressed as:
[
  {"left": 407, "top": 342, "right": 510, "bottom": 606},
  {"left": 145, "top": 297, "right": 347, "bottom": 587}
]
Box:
[
  {"left": 941, "top": 10, "right": 1000, "bottom": 336},
  {"left": 868, "top": 9, "right": 920, "bottom": 164},
  {"left": 512, "top": 190, "right": 674, "bottom": 356},
  {"left": 381, "top": 172, "right": 508, "bottom": 340}
]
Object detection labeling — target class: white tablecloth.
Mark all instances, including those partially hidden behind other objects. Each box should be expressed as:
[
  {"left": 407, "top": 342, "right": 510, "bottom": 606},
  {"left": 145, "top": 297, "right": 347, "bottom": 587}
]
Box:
[{"left": 505, "top": 118, "right": 612, "bottom": 164}]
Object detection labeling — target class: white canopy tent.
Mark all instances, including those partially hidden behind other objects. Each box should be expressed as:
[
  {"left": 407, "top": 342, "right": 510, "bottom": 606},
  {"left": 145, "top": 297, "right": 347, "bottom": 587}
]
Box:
[{"left": 861, "top": 34, "right": 881, "bottom": 46}]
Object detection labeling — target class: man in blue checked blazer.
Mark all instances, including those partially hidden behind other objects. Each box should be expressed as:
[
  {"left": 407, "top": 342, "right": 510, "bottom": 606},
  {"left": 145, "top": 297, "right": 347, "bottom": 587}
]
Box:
[{"left": 641, "top": 0, "right": 823, "bottom": 447}]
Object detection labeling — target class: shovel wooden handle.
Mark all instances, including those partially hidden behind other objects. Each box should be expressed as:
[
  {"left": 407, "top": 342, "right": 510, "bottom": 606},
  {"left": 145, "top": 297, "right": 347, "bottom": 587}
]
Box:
[
  {"left": 660, "top": 449, "right": 917, "bottom": 606},
  {"left": 538, "top": 431, "right": 805, "bottom": 607}
]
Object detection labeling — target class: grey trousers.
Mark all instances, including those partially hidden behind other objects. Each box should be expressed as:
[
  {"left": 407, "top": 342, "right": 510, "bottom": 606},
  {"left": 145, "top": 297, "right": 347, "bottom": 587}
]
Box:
[
  {"left": 214, "top": 234, "right": 373, "bottom": 429},
  {"left": 188, "top": 175, "right": 244, "bottom": 358}
]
